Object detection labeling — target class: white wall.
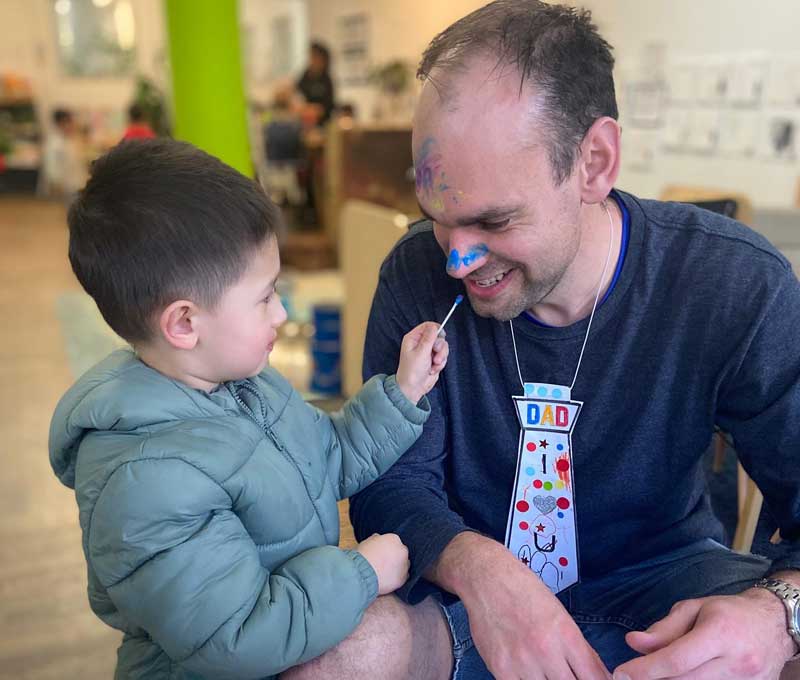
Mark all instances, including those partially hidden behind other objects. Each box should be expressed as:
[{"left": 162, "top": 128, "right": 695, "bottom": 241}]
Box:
[
  {"left": 306, "top": 0, "right": 489, "bottom": 119},
  {"left": 0, "top": 0, "right": 307, "bottom": 131},
  {"left": 240, "top": 0, "right": 309, "bottom": 104},
  {"left": 0, "top": 0, "right": 166, "bottom": 124},
  {"left": 577, "top": 0, "right": 800, "bottom": 207}
]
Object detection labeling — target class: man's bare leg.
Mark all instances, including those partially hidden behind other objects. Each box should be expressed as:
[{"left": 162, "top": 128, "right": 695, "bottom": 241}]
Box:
[{"left": 281, "top": 595, "right": 454, "bottom": 680}]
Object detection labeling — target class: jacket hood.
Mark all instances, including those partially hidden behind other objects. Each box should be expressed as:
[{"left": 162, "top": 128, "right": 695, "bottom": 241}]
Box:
[{"left": 49, "top": 349, "right": 231, "bottom": 488}]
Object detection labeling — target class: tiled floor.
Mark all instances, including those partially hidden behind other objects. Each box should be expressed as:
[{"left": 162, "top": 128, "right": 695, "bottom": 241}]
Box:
[{"left": 0, "top": 196, "right": 354, "bottom": 678}]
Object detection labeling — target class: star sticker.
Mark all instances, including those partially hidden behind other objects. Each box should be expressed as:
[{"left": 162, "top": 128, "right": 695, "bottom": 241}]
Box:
[
  {"left": 521, "top": 556, "right": 530, "bottom": 566},
  {"left": 539, "top": 440, "right": 549, "bottom": 449},
  {"left": 536, "top": 523, "right": 546, "bottom": 532}
]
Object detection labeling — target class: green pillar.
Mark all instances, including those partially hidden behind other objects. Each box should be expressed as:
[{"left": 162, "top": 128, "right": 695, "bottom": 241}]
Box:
[{"left": 164, "top": 0, "right": 252, "bottom": 176}]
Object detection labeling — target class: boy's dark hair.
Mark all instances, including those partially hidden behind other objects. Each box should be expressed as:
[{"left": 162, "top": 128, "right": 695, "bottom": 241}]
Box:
[
  {"left": 418, "top": 0, "right": 617, "bottom": 185},
  {"left": 53, "top": 108, "right": 72, "bottom": 126},
  {"left": 68, "top": 138, "right": 281, "bottom": 343}
]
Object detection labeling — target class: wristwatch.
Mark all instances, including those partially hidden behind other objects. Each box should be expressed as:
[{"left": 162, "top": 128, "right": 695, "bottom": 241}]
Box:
[{"left": 754, "top": 578, "right": 800, "bottom": 660}]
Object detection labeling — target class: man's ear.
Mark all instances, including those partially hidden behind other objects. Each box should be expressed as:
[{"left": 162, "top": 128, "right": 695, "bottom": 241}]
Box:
[
  {"left": 577, "top": 116, "right": 622, "bottom": 204},
  {"left": 158, "top": 300, "right": 200, "bottom": 350}
]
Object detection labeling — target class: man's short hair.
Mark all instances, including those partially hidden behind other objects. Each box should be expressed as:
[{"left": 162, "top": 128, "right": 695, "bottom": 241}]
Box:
[
  {"left": 68, "top": 138, "right": 282, "bottom": 343},
  {"left": 418, "top": 0, "right": 618, "bottom": 184},
  {"left": 127, "top": 103, "right": 145, "bottom": 122}
]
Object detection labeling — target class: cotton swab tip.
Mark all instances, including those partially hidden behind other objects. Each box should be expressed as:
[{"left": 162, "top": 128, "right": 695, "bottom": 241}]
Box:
[{"left": 437, "top": 294, "right": 465, "bottom": 334}]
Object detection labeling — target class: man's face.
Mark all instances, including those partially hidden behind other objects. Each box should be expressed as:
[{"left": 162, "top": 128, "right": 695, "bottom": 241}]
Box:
[{"left": 413, "top": 61, "right": 583, "bottom": 321}]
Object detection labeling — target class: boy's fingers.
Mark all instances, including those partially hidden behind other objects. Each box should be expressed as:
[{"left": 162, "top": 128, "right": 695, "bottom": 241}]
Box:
[{"left": 420, "top": 322, "right": 440, "bottom": 346}]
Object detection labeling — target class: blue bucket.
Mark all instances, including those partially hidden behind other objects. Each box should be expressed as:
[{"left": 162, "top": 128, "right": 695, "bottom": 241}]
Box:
[{"left": 310, "top": 304, "right": 341, "bottom": 395}]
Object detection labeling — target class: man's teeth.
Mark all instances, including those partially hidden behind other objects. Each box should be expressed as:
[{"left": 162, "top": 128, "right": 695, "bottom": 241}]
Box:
[{"left": 476, "top": 271, "right": 507, "bottom": 287}]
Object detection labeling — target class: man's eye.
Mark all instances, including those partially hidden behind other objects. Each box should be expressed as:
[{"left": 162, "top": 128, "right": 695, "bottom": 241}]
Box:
[{"left": 481, "top": 220, "right": 510, "bottom": 231}]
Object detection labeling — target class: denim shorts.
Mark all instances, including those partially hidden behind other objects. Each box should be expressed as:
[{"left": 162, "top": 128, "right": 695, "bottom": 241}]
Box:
[{"left": 438, "top": 539, "right": 770, "bottom": 679}]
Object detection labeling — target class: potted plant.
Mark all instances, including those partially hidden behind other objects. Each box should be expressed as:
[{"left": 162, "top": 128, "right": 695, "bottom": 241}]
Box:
[{"left": 368, "top": 60, "right": 414, "bottom": 122}]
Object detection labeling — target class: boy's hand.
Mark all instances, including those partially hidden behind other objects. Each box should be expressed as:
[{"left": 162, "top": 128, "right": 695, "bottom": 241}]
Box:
[
  {"left": 355, "top": 533, "right": 410, "bottom": 595},
  {"left": 396, "top": 322, "right": 449, "bottom": 404}
]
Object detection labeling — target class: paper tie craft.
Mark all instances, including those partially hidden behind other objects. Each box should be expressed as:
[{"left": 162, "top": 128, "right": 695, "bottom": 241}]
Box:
[{"left": 504, "top": 382, "right": 582, "bottom": 593}]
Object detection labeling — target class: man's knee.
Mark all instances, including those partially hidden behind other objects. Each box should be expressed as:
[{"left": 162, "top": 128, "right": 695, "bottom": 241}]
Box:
[{"left": 281, "top": 595, "right": 453, "bottom": 680}]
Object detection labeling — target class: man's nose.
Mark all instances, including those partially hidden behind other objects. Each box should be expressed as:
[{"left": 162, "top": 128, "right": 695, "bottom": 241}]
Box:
[{"left": 445, "top": 232, "right": 489, "bottom": 279}]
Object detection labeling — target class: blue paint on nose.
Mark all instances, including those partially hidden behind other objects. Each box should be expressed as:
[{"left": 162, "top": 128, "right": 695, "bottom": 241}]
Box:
[{"left": 447, "top": 249, "right": 461, "bottom": 271}]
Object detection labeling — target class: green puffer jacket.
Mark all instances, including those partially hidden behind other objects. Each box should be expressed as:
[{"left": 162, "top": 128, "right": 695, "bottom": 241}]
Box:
[{"left": 49, "top": 349, "right": 430, "bottom": 679}]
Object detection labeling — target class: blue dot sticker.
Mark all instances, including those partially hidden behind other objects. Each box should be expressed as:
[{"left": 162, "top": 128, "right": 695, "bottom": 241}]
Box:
[
  {"left": 557, "top": 444, "right": 564, "bottom": 451},
  {"left": 525, "top": 467, "right": 535, "bottom": 476},
  {"left": 557, "top": 512, "right": 565, "bottom": 519}
]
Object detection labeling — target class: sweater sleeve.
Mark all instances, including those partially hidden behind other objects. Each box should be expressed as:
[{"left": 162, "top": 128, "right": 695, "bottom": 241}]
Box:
[
  {"left": 311, "top": 373, "right": 431, "bottom": 500},
  {"left": 716, "top": 266, "right": 800, "bottom": 575},
  {"left": 88, "top": 455, "right": 378, "bottom": 678},
  {"left": 350, "top": 272, "right": 473, "bottom": 604}
]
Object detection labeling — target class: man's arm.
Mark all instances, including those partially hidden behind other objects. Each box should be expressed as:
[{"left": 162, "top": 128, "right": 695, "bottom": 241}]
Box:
[
  {"left": 616, "top": 263, "right": 800, "bottom": 680},
  {"left": 718, "top": 268, "right": 800, "bottom": 575},
  {"left": 352, "top": 257, "right": 611, "bottom": 678},
  {"left": 427, "top": 531, "right": 612, "bottom": 679}
]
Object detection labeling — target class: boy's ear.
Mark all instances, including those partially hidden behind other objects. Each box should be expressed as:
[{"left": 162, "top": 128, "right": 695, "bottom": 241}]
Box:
[{"left": 158, "top": 300, "right": 200, "bottom": 350}]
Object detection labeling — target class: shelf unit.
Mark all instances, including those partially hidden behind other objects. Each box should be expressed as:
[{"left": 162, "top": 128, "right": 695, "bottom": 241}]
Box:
[{"left": 0, "top": 98, "right": 42, "bottom": 193}]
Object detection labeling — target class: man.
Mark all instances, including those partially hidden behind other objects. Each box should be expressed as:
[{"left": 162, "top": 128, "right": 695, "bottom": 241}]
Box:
[{"left": 286, "top": 2, "right": 800, "bottom": 678}]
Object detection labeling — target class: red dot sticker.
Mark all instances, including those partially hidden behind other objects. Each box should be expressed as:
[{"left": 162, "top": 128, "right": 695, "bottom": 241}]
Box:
[
  {"left": 533, "top": 480, "right": 543, "bottom": 489},
  {"left": 559, "top": 557, "right": 569, "bottom": 567},
  {"left": 556, "top": 459, "right": 570, "bottom": 472},
  {"left": 516, "top": 500, "right": 530, "bottom": 512},
  {"left": 519, "top": 521, "right": 529, "bottom": 530},
  {"left": 526, "top": 442, "right": 537, "bottom": 452},
  {"left": 557, "top": 497, "right": 570, "bottom": 510}
]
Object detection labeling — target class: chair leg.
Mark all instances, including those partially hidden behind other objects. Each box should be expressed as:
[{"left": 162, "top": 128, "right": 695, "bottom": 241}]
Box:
[
  {"left": 736, "top": 461, "right": 749, "bottom": 517},
  {"left": 712, "top": 432, "right": 727, "bottom": 473},
  {"left": 732, "top": 468, "right": 763, "bottom": 553}
]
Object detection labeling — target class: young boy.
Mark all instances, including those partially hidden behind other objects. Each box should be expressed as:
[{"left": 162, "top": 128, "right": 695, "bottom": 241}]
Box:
[{"left": 49, "top": 138, "right": 448, "bottom": 679}]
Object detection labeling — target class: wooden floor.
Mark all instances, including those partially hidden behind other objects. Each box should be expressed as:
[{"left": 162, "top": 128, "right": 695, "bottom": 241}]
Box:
[
  {"left": 0, "top": 197, "right": 120, "bottom": 678},
  {"left": 0, "top": 196, "right": 354, "bottom": 679}
]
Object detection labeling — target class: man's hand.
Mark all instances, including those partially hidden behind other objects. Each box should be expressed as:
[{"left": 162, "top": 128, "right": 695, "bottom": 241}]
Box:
[
  {"left": 429, "top": 532, "right": 611, "bottom": 679},
  {"left": 613, "top": 586, "right": 797, "bottom": 680}
]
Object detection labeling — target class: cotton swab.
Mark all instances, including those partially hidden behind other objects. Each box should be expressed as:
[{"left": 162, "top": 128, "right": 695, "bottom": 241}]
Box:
[{"left": 437, "top": 294, "right": 463, "bottom": 334}]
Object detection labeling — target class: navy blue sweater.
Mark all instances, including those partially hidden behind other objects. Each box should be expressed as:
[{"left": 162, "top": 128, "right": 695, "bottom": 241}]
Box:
[{"left": 351, "top": 190, "right": 800, "bottom": 603}]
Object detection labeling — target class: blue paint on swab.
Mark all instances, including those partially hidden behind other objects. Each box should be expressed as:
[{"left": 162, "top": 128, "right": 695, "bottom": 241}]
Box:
[{"left": 438, "top": 294, "right": 464, "bottom": 334}]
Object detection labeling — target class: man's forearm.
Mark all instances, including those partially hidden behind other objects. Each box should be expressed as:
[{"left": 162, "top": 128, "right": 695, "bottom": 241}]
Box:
[{"left": 425, "top": 531, "right": 518, "bottom": 600}]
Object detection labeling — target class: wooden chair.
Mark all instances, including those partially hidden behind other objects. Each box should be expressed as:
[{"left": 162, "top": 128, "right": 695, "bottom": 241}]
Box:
[
  {"left": 339, "top": 199, "right": 410, "bottom": 397},
  {"left": 337, "top": 199, "right": 413, "bottom": 549}
]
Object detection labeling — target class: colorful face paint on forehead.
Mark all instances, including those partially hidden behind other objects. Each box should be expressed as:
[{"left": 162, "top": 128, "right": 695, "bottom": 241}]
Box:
[
  {"left": 447, "top": 244, "right": 489, "bottom": 272},
  {"left": 414, "top": 137, "right": 468, "bottom": 213}
]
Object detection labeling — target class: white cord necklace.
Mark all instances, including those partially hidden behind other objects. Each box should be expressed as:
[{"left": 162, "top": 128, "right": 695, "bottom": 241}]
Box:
[{"left": 509, "top": 200, "right": 616, "bottom": 393}]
